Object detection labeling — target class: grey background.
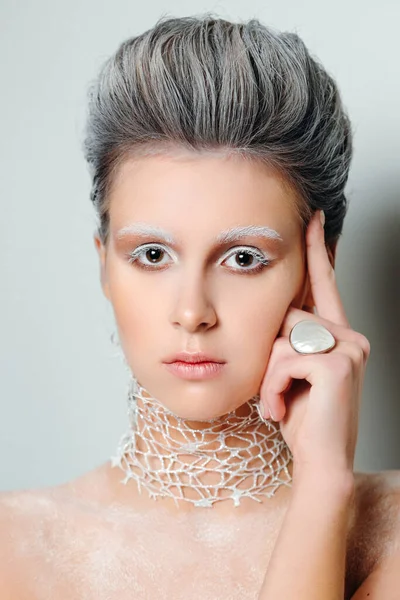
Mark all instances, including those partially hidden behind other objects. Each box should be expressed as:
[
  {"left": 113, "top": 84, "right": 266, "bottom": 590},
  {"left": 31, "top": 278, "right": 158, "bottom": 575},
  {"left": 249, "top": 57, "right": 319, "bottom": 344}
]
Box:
[{"left": 0, "top": 0, "right": 399, "bottom": 491}]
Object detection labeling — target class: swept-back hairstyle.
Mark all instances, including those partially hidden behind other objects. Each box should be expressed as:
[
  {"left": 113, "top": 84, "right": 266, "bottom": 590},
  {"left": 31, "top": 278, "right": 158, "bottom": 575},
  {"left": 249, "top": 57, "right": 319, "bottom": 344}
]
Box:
[{"left": 82, "top": 13, "right": 353, "bottom": 247}]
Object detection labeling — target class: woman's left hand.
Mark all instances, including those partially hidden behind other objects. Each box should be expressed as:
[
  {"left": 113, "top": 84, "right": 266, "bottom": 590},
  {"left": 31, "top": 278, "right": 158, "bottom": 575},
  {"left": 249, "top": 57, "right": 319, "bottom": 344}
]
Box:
[{"left": 259, "top": 209, "right": 371, "bottom": 477}]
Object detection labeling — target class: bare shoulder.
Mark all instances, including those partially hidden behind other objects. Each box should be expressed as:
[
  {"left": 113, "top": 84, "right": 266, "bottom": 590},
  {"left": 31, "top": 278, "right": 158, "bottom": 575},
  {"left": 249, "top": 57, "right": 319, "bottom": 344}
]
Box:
[
  {"left": 0, "top": 469, "right": 107, "bottom": 598},
  {"left": 354, "top": 468, "right": 400, "bottom": 494},
  {"left": 0, "top": 484, "right": 71, "bottom": 537},
  {"left": 347, "top": 469, "right": 400, "bottom": 599},
  {"left": 352, "top": 468, "right": 400, "bottom": 538},
  {"left": 0, "top": 486, "right": 62, "bottom": 597},
  {"left": 0, "top": 465, "right": 113, "bottom": 551},
  {"left": 0, "top": 465, "right": 134, "bottom": 598}
]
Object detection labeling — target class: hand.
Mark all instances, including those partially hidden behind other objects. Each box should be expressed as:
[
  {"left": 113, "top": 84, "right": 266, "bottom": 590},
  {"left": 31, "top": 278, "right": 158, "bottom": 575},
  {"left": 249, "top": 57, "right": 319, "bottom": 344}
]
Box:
[{"left": 259, "top": 210, "right": 371, "bottom": 477}]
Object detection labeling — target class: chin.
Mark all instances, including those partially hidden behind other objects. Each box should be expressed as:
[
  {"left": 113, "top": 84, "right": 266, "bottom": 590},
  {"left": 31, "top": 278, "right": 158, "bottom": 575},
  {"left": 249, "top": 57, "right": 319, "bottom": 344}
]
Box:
[
  {"left": 158, "top": 396, "right": 249, "bottom": 422},
  {"left": 132, "top": 371, "right": 256, "bottom": 420}
]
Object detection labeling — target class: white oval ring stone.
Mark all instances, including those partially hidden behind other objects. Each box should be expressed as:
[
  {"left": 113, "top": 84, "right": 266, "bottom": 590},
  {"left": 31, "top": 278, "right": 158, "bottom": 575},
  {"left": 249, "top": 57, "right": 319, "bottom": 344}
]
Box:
[{"left": 289, "top": 320, "right": 336, "bottom": 354}]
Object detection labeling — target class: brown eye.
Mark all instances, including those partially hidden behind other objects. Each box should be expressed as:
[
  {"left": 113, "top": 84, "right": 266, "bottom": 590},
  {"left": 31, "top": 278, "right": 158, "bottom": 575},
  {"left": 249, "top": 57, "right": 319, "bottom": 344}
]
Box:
[
  {"left": 223, "top": 247, "right": 271, "bottom": 273},
  {"left": 127, "top": 244, "right": 172, "bottom": 270},
  {"left": 234, "top": 251, "right": 256, "bottom": 268},
  {"left": 128, "top": 244, "right": 271, "bottom": 274},
  {"left": 145, "top": 248, "right": 164, "bottom": 263}
]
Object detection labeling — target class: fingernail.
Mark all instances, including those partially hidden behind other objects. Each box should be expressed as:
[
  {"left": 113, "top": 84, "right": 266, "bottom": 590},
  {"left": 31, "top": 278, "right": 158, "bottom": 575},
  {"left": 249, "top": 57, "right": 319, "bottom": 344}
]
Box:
[
  {"left": 269, "top": 408, "right": 277, "bottom": 421},
  {"left": 319, "top": 210, "right": 325, "bottom": 228},
  {"left": 258, "top": 402, "right": 270, "bottom": 420}
]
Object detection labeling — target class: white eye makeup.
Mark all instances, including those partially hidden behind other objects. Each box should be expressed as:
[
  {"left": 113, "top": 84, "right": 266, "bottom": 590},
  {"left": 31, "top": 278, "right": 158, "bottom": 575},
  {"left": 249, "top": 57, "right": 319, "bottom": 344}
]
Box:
[{"left": 125, "top": 243, "right": 274, "bottom": 275}]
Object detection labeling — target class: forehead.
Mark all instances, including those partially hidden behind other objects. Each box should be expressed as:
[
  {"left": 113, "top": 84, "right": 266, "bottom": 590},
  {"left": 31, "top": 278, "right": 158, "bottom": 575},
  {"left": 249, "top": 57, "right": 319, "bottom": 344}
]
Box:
[{"left": 108, "top": 152, "right": 301, "bottom": 237}]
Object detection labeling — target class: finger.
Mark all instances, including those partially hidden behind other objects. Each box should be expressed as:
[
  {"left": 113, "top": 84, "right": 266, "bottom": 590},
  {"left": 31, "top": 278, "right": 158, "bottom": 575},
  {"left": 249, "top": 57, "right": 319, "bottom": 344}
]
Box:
[
  {"left": 273, "top": 320, "right": 370, "bottom": 367},
  {"left": 278, "top": 306, "right": 368, "bottom": 356},
  {"left": 306, "top": 210, "right": 350, "bottom": 328},
  {"left": 261, "top": 354, "right": 320, "bottom": 422},
  {"left": 260, "top": 340, "right": 366, "bottom": 421}
]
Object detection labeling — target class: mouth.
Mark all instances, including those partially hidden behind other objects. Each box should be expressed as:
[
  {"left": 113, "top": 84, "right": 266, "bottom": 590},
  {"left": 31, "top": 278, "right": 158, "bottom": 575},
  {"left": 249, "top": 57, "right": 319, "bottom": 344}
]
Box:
[
  {"left": 163, "top": 360, "right": 225, "bottom": 380},
  {"left": 164, "top": 352, "right": 226, "bottom": 365}
]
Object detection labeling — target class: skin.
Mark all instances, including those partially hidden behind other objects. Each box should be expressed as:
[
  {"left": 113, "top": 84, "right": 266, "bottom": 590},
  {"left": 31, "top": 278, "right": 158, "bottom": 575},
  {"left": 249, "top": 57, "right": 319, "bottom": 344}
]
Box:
[
  {"left": 93, "top": 149, "right": 400, "bottom": 597},
  {"left": 256, "top": 209, "right": 364, "bottom": 598},
  {"left": 94, "top": 149, "right": 338, "bottom": 503},
  {"left": 95, "top": 150, "right": 335, "bottom": 424},
  {"left": 1, "top": 149, "right": 399, "bottom": 598}
]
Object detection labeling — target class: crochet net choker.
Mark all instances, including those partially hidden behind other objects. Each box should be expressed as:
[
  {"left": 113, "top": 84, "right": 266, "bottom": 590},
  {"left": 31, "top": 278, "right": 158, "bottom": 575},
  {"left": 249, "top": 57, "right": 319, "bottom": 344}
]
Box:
[{"left": 111, "top": 375, "right": 293, "bottom": 508}]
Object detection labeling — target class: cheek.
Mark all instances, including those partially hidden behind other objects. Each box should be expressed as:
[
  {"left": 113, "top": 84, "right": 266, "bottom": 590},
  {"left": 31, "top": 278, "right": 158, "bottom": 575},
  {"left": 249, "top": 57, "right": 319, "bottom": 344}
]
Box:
[
  {"left": 106, "top": 265, "right": 153, "bottom": 343},
  {"left": 107, "top": 255, "right": 305, "bottom": 366},
  {"left": 230, "top": 299, "right": 286, "bottom": 376},
  {"left": 230, "top": 266, "right": 304, "bottom": 373},
  {"left": 107, "top": 269, "right": 174, "bottom": 374}
]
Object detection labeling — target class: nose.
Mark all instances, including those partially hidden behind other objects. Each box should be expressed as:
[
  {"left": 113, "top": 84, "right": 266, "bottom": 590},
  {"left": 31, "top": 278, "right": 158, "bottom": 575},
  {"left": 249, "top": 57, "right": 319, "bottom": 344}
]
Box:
[{"left": 169, "top": 271, "right": 217, "bottom": 333}]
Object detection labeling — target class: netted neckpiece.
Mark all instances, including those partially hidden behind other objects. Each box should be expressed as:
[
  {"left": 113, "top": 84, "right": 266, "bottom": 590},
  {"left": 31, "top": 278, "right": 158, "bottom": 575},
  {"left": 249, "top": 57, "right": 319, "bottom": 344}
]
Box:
[{"left": 111, "top": 375, "right": 293, "bottom": 508}]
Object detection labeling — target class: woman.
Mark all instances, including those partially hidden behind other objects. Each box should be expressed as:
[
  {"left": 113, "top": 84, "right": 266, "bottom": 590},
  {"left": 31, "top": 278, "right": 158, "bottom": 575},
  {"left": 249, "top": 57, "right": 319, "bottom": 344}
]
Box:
[{"left": 1, "top": 13, "right": 399, "bottom": 599}]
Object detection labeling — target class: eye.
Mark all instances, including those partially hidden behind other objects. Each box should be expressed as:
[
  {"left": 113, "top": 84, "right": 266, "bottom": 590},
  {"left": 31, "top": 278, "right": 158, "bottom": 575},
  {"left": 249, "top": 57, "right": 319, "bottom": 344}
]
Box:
[
  {"left": 127, "top": 244, "right": 172, "bottom": 270},
  {"left": 126, "top": 244, "right": 272, "bottom": 274},
  {"left": 221, "top": 247, "right": 271, "bottom": 274}
]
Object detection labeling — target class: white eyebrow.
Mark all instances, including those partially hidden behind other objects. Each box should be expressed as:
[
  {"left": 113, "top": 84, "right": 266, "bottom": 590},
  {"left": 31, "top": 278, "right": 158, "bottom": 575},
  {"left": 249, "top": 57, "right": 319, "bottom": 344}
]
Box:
[{"left": 115, "top": 223, "right": 283, "bottom": 244}]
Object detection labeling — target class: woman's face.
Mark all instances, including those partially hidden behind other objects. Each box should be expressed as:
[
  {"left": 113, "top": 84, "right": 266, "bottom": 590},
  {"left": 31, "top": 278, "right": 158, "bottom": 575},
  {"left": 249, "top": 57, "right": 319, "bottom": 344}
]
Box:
[{"left": 95, "top": 151, "right": 312, "bottom": 420}]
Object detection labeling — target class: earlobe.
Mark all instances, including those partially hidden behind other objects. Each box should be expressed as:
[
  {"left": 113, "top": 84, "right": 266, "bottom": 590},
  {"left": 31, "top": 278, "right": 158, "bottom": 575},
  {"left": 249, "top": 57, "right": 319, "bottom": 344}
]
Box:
[{"left": 94, "top": 234, "right": 110, "bottom": 300}]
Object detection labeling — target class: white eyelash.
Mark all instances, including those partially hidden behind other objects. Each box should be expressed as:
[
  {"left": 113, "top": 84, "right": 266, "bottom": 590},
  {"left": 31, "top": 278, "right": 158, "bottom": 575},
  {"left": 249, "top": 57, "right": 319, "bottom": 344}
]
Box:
[
  {"left": 222, "top": 246, "right": 271, "bottom": 267},
  {"left": 127, "top": 244, "right": 271, "bottom": 270}
]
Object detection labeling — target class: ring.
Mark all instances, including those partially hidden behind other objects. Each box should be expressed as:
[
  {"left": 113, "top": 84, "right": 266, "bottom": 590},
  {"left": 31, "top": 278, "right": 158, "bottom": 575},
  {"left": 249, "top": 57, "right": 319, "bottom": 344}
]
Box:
[{"left": 289, "top": 320, "right": 336, "bottom": 355}]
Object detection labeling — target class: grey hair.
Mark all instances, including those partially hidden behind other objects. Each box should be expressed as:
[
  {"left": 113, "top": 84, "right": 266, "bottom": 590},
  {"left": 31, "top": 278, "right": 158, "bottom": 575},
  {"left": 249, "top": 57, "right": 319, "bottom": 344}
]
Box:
[{"left": 82, "top": 13, "right": 353, "bottom": 247}]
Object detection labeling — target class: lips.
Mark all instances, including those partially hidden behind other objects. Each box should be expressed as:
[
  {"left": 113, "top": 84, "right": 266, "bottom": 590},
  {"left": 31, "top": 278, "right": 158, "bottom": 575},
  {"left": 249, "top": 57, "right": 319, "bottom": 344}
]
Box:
[
  {"left": 164, "top": 360, "right": 225, "bottom": 380},
  {"left": 164, "top": 352, "right": 225, "bottom": 364}
]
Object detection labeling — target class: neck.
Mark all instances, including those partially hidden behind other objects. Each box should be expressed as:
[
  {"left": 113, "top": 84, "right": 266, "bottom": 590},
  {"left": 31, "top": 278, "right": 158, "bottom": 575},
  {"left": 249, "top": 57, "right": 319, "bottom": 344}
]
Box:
[{"left": 111, "top": 375, "right": 293, "bottom": 508}]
